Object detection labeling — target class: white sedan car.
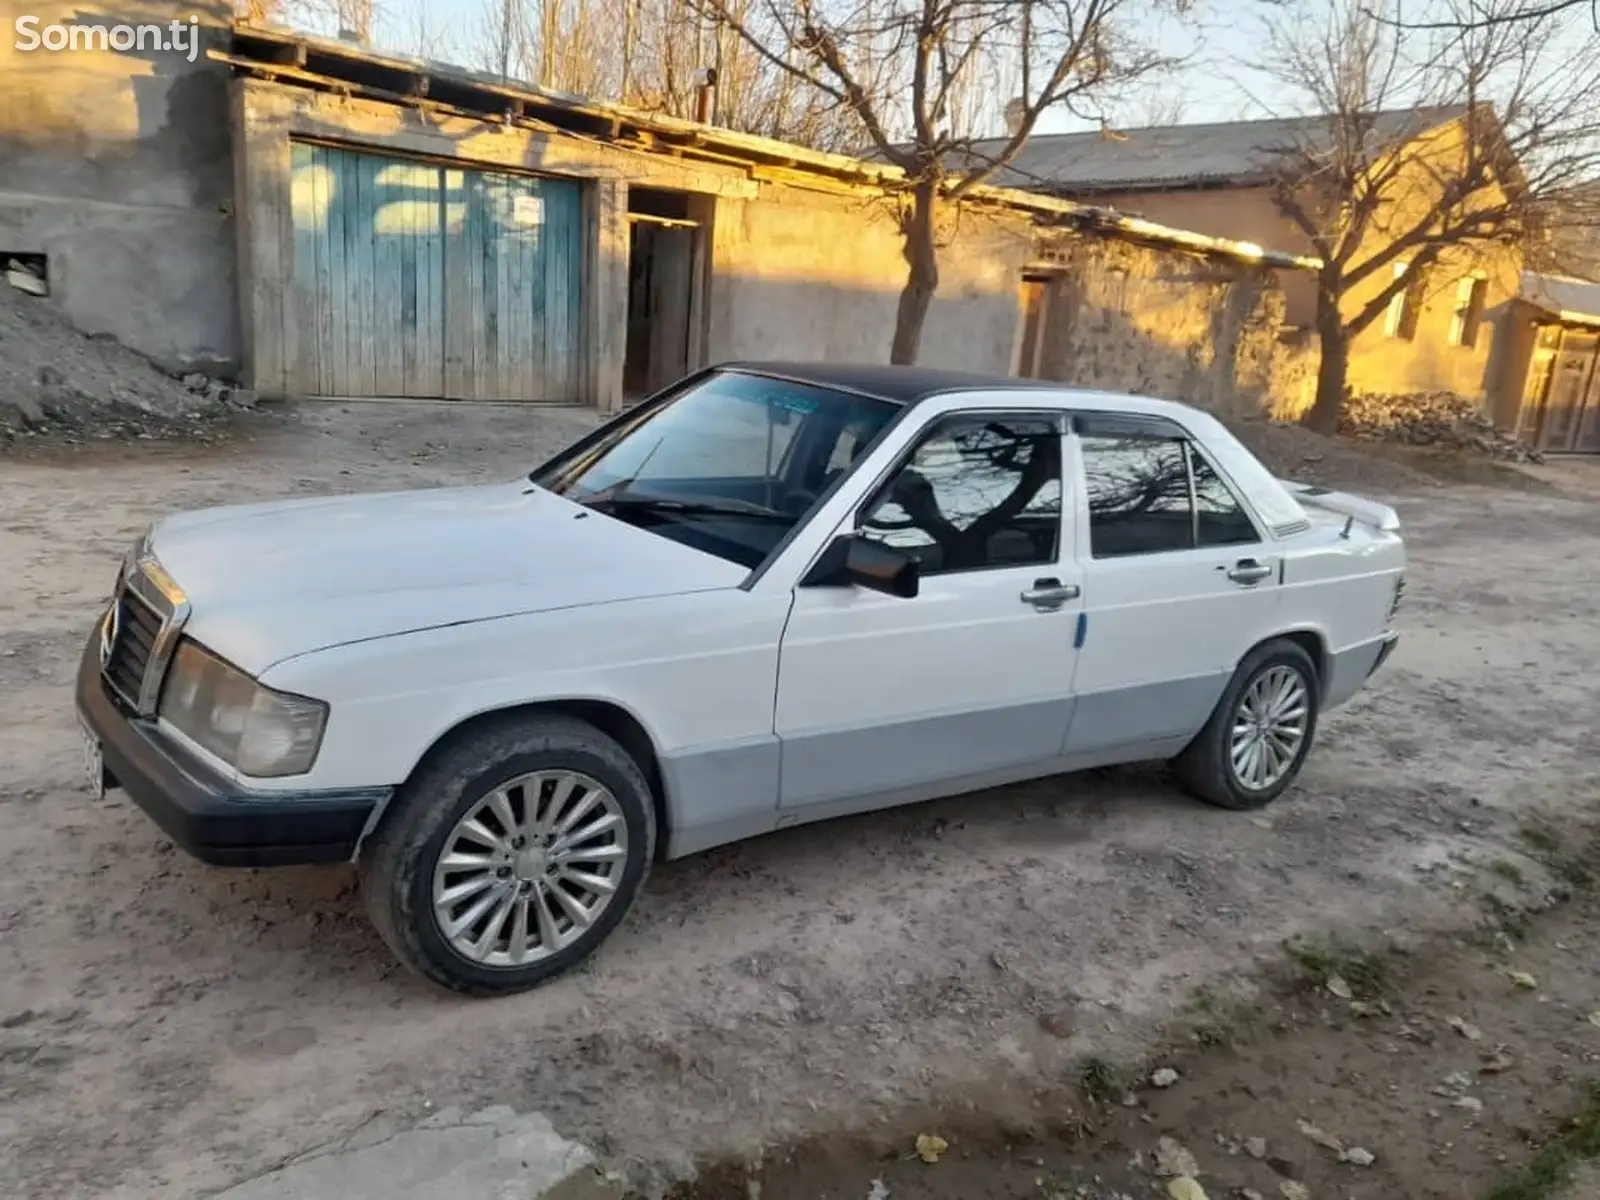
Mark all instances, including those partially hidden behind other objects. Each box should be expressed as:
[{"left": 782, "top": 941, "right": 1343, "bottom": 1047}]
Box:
[{"left": 76, "top": 363, "right": 1404, "bottom": 995}]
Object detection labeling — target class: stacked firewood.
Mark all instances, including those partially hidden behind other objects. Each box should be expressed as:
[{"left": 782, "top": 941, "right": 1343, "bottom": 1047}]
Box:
[{"left": 1340, "top": 390, "right": 1544, "bottom": 463}]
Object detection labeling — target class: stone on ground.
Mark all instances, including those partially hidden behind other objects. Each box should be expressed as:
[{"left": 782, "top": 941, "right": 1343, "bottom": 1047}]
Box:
[{"left": 213, "top": 1105, "right": 617, "bottom": 1199}]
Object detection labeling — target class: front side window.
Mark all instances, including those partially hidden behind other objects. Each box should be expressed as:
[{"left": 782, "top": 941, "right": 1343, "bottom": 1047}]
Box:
[
  {"left": 858, "top": 416, "right": 1062, "bottom": 575},
  {"left": 532, "top": 370, "right": 898, "bottom": 568},
  {"left": 1083, "top": 430, "right": 1260, "bottom": 557}
]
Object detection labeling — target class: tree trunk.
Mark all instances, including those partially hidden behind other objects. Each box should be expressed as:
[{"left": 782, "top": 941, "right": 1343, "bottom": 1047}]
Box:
[
  {"left": 1304, "top": 324, "right": 1348, "bottom": 436},
  {"left": 619, "top": 0, "right": 635, "bottom": 100},
  {"left": 891, "top": 180, "right": 939, "bottom": 366},
  {"left": 1301, "top": 282, "right": 1348, "bottom": 436}
]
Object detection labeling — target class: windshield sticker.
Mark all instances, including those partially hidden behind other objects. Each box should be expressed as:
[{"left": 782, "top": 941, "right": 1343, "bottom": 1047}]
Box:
[
  {"left": 764, "top": 391, "right": 820, "bottom": 416},
  {"left": 711, "top": 378, "right": 822, "bottom": 417}
]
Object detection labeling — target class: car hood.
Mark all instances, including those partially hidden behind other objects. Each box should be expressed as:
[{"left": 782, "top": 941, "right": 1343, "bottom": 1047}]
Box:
[{"left": 149, "top": 482, "right": 749, "bottom": 675}]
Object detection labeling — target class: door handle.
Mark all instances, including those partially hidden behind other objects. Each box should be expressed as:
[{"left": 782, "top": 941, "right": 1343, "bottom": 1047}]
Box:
[
  {"left": 1020, "top": 577, "right": 1080, "bottom": 609},
  {"left": 1225, "top": 559, "right": 1274, "bottom": 586}
]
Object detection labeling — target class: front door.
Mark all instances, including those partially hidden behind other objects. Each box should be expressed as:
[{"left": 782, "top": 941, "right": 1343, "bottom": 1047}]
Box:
[
  {"left": 1064, "top": 416, "right": 1281, "bottom": 754},
  {"left": 773, "top": 412, "right": 1081, "bottom": 810}
]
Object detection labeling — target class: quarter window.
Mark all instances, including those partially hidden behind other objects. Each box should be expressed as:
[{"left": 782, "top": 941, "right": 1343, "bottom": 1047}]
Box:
[
  {"left": 1189, "top": 445, "right": 1261, "bottom": 547},
  {"left": 859, "top": 416, "right": 1062, "bottom": 575},
  {"left": 1082, "top": 431, "right": 1260, "bottom": 557}
]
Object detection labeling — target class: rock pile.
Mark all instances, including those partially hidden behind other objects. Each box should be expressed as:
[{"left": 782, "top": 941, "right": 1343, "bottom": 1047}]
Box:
[
  {"left": 1339, "top": 390, "right": 1543, "bottom": 463},
  {"left": 0, "top": 275, "right": 258, "bottom": 447}
]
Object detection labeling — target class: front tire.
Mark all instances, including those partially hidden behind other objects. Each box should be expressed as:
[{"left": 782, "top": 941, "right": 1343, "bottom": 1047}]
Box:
[
  {"left": 360, "top": 714, "right": 656, "bottom": 996},
  {"left": 1173, "top": 639, "right": 1320, "bottom": 811}
]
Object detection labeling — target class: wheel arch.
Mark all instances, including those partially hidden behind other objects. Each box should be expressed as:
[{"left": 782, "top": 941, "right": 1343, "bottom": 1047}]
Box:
[
  {"left": 369, "top": 697, "right": 672, "bottom": 861},
  {"left": 1252, "top": 626, "right": 1329, "bottom": 698}
]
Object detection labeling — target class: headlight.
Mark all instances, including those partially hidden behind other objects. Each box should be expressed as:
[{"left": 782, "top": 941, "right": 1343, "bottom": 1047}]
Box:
[{"left": 159, "top": 641, "right": 328, "bottom": 777}]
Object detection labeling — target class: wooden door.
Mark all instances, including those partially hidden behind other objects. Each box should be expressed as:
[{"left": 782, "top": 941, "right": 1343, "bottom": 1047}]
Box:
[
  {"left": 289, "top": 142, "right": 446, "bottom": 398},
  {"left": 287, "top": 141, "right": 585, "bottom": 402},
  {"left": 444, "top": 166, "right": 584, "bottom": 402},
  {"left": 1017, "top": 276, "right": 1051, "bottom": 378},
  {"left": 1541, "top": 330, "right": 1599, "bottom": 452}
]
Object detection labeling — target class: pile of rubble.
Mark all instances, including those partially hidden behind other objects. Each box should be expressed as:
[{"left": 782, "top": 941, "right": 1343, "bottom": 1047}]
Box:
[
  {"left": 0, "top": 263, "right": 259, "bottom": 447},
  {"left": 1339, "top": 389, "right": 1543, "bottom": 463}
]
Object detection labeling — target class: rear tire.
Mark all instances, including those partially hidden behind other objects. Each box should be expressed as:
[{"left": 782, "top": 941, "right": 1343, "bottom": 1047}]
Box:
[
  {"left": 360, "top": 714, "right": 656, "bottom": 996},
  {"left": 1173, "top": 638, "right": 1320, "bottom": 811}
]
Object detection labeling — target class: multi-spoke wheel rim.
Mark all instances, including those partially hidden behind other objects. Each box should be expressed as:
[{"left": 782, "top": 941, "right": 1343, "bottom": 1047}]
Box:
[
  {"left": 1229, "top": 665, "right": 1310, "bottom": 791},
  {"left": 431, "top": 771, "right": 629, "bottom": 968}
]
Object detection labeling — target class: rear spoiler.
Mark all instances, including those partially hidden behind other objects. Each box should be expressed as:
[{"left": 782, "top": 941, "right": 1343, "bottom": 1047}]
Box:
[{"left": 1277, "top": 480, "right": 1401, "bottom": 536}]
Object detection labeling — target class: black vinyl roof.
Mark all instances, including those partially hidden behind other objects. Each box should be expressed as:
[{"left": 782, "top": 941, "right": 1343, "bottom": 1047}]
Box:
[{"left": 718, "top": 361, "right": 1060, "bottom": 405}]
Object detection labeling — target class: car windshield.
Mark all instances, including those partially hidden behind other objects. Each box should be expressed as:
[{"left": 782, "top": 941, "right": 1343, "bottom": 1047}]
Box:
[{"left": 531, "top": 370, "right": 900, "bottom": 569}]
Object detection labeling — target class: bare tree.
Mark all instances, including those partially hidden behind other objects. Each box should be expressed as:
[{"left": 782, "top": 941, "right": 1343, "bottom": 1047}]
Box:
[
  {"left": 395, "top": 0, "right": 453, "bottom": 58},
  {"left": 1371, "top": 0, "right": 1597, "bottom": 33},
  {"left": 331, "top": 0, "right": 379, "bottom": 40},
  {"left": 1255, "top": 0, "right": 1600, "bottom": 434},
  {"left": 455, "top": 0, "right": 861, "bottom": 147},
  {"left": 1114, "top": 79, "right": 1189, "bottom": 128},
  {"left": 687, "top": 0, "right": 1180, "bottom": 363},
  {"left": 237, "top": 0, "right": 316, "bottom": 25}
]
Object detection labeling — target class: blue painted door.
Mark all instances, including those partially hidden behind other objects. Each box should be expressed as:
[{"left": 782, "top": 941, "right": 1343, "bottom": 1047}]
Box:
[
  {"left": 289, "top": 142, "right": 584, "bottom": 402},
  {"left": 441, "top": 166, "right": 584, "bottom": 401}
]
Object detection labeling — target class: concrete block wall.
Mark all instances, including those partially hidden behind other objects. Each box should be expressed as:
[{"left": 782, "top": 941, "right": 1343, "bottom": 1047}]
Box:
[
  {"left": 0, "top": 0, "right": 240, "bottom": 375},
  {"left": 704, "top": 183, "right": 1035, "bottom": 372},
  {"left": 1032, "top": 236, "right": 1300, "bottom": 419}
]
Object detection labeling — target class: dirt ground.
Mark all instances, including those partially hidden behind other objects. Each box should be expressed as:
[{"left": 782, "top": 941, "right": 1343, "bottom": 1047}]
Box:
[
  {"left": 1, "top": 401, "right": 1598, "bottom": 1200},
  {"left": 675, "top": 873, "right": 1600, "bottom": 1200}
]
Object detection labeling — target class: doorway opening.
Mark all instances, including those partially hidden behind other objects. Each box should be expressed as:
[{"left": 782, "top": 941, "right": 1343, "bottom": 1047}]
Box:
[
  {"left": 624, "top": 188, "right": 707, "bottom": 400},
  {"left": 1016, "top": 273, "right": 1055, "bottom": 379}
]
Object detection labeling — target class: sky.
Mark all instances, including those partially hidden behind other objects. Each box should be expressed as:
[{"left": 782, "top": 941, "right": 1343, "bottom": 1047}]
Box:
[
  {"left": 289, "top": 0, "right": 1291, "bottom": 135},
  {"left": 289, "top": 0, "right": 1588, "bottom": 140}
]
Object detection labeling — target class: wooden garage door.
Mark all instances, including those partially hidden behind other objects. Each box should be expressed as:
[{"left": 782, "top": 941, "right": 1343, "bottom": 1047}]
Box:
[{"left": 288, "top": 142, "right": 583, "bottom": 402}]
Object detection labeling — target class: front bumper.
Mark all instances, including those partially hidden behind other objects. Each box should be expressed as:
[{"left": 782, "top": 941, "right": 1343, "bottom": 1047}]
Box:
[{"left": 74, "top": 634, "right": 390, "bottom": 867}]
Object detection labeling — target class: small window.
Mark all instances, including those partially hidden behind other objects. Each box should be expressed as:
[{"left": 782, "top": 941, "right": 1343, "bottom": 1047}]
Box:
[
  {"left": 1449, "top": 275, "right": 1488, "bottom": 348},
  {"left": 859, "top": 416, "right": 1062, "bottom": 575},
  {"left": 1384, "top": 261, "right": 1425, "bottom": 341},
  {"left": 1082, "top": 433, "right": 1192, "bottom": 557},
  {"left": 1189, "top": 445, "right": 1261, "bottom": 547}
]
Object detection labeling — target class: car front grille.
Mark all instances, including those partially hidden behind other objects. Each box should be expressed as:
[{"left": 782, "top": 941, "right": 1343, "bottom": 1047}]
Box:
[
  {"left": 1388, "top": 574, "right": 1406, "bottom": 624},
  {"left": 101, "top": 564, "right": 181, "bottom": 714}
]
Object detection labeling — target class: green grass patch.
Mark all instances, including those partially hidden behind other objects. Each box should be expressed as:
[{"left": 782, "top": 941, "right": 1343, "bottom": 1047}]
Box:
[
  {"left": 1283, "top": 935, "right": 1389, "bottom": 997},
  {"left": 1076, "top": 1057, "right": 1123, "bottom": 1105},
  {"left": 1482, "top": 1081, "right": 1600, "bottom": 1200},
  {"left": 1520, "top": 826, "right": 1562, "bottom": 856},
  {"left": 1187, "top": 985, "right": 1221, "bottom": 1015},
  {"left": 1492, "top": 859, "right": 1526, "bottom": 886}
]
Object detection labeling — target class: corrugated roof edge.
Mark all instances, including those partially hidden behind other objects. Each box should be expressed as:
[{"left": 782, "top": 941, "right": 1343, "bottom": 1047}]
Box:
[
  {"left": 1521, "top": 271, "right": 1600, "bottom": 327},
  {"left": 218, "top": 22, "right": 1322, "bottom": 274}
]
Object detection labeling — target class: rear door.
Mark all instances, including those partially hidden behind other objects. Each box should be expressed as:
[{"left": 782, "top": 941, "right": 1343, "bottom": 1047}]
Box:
[{"left": 1062, "top": 412, "right": 1281, "bottom": 756}]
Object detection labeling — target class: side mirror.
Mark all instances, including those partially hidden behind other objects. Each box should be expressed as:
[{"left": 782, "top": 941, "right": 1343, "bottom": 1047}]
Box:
[{"left": 801, "top": 534, "right": 920, "bottom": 598}]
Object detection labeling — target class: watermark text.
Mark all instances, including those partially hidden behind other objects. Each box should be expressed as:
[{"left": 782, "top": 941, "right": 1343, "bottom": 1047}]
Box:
[{"left": 14, "top": 15, "right": 202, "bottom": 62}]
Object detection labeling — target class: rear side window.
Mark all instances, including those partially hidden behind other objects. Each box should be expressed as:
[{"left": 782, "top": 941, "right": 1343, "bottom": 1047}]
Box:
[
  {"left": 1081, "top": 434, "right": 1191, "bottom": 557},
  {"left": 1081, "top": 431, "right": 1260, "bottom": 558}
]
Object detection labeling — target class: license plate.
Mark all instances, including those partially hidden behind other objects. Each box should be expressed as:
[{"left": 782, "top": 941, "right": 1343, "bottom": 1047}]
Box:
[{"left": 79, "top": 720, "right": 105, "bottom": 801}]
